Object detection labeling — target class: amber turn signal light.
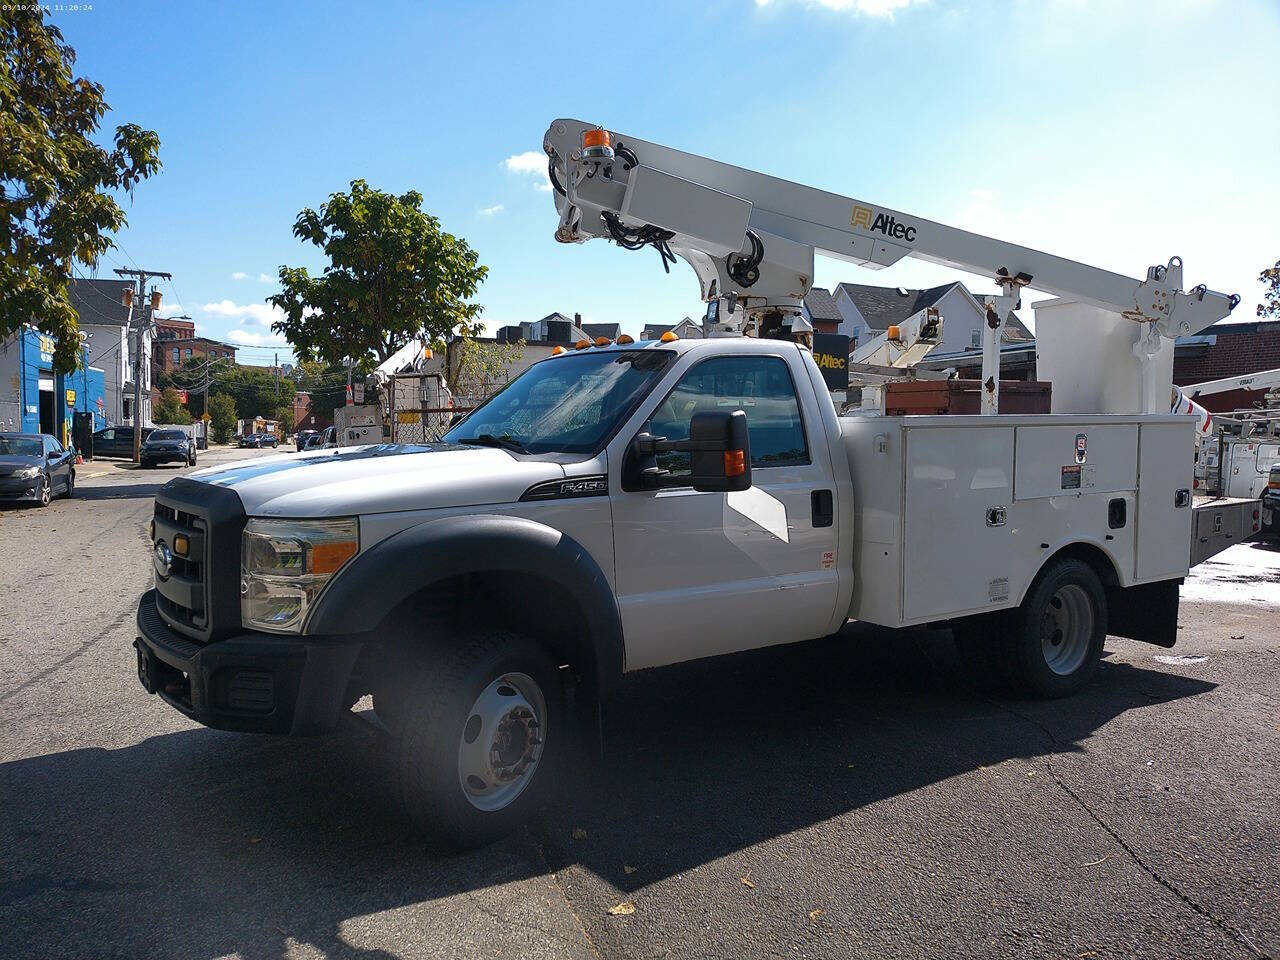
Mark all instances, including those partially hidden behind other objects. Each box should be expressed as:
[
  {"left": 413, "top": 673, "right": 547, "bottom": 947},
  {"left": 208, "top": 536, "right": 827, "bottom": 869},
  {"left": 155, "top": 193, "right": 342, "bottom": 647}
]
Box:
[
  {"left": 172, "top": 534, "right": 189, "bottom": 557},
  {"left": 724, "top": 449, "right": 746, "bottom": 477},
  {"left": 309, "top": 540, "right": 358, "bottom": 575}
]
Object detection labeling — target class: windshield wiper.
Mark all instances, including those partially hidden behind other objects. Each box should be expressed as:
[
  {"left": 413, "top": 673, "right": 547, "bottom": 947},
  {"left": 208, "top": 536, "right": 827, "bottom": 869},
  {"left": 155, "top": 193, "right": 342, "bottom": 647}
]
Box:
[{"left": 459, "top": 433, "right": 527, "bottom": 454}]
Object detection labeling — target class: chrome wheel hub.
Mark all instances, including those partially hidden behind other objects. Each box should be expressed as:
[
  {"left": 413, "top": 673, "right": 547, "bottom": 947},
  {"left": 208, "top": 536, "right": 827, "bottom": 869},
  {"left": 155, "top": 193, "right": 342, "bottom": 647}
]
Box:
[
  {"left": 457, "top": 672, "right": 546, "bottom": 812},
  {"left": 1040, "top": 584, "right": 1093, "bottom": 676}
]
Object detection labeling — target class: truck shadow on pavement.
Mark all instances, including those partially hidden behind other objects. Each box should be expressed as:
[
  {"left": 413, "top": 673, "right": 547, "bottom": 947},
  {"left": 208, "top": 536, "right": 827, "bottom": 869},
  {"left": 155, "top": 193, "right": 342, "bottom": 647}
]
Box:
[
  {"left": 73, "top": 482, "right": 169, "bottom": 501},
  {"left": 0, "top": 625, "right": 1214, "bottom": 960}
]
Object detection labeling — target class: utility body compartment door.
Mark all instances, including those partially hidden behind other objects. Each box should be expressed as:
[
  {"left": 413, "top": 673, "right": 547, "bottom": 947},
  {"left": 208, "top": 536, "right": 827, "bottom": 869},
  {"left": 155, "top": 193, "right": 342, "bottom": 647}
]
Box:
[
  {"left": 902, "top": 424, "right": 1015, "bottom": 621},
  {"left": 1137, "top": 420, "right": 1194, "bottom": 580}
]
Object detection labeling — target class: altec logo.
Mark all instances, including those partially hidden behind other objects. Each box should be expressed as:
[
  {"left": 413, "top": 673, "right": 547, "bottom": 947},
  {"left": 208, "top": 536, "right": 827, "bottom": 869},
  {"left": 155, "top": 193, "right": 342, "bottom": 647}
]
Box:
[{"left": 851, "top": 204, "right": 918, "bottom": 243}]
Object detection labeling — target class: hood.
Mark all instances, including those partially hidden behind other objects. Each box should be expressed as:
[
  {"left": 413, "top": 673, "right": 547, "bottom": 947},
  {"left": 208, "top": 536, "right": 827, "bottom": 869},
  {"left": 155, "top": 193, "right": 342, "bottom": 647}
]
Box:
[
  {"left": 188, "top": 442, "right": 565, "bottom": 517},
  {"left": 0, "top": 454, "right": 41, "bottom": 474}
]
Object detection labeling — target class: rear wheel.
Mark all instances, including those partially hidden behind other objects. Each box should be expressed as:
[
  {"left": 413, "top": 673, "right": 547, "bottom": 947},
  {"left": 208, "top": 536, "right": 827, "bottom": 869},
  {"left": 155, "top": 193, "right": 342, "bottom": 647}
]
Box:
[
  {"left": 392, "top": 630, "right": 562, "bottom": 847},
  {"left": 1001, "top": 559, "right": 1106, "bottom": 698}
]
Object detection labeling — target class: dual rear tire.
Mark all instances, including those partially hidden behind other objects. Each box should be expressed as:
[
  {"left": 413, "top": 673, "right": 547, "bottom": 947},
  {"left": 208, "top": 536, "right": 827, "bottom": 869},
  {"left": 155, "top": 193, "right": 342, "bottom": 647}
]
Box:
[{"left": 954, "top": 559, "right": 1107, "bottom": 698}]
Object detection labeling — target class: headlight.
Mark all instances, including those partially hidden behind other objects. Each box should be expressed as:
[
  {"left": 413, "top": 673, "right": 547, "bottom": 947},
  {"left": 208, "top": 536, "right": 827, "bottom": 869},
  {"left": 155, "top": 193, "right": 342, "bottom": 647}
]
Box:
[
  {"left": 15, "top": 466, "right": 40, "bottom": 479},
  {"left": 240, "top": 518, "right": 358, "bottom": 633}
]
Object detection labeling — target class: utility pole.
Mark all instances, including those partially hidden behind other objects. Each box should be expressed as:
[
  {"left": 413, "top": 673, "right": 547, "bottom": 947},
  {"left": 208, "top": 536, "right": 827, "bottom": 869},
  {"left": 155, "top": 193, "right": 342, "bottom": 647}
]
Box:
[{"left": 114, "top": 267, "right": 172, "bottom": 463}]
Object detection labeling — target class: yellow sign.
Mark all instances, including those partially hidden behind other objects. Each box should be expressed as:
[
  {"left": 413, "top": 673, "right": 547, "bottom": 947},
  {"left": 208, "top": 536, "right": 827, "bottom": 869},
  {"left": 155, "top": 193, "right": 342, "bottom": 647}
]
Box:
[
  {"left": 65, "top": 389, "right": 76, "bottom": 405},
  {"left": 202, "top": 412, "right": 212, "bottom": 422},
  {"left": 397, "top": 411, "right": 421, "bottom": 423}
]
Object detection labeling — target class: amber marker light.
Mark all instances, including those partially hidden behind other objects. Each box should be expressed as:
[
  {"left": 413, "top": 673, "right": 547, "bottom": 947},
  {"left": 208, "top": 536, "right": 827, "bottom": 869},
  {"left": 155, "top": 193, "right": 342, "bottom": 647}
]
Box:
[{"left": 660, "top": 331, "right": 679, "bottom": 343}]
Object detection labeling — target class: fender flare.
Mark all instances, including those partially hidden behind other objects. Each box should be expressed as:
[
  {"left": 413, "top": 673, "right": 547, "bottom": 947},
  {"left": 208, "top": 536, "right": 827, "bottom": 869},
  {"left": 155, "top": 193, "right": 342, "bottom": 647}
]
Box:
[{"left": 306, "top": 513, "right": 624, "bottom": 694}]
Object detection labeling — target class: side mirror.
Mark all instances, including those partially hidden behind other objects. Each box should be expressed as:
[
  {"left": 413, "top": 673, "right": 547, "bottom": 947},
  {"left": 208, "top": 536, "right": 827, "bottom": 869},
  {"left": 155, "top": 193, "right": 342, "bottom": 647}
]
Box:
[
  {"left": 687, "top": 410, "right": 751, "bottom": 492},
  {"left": 629, "top": 409, "right": 752, "bottom": 493}
]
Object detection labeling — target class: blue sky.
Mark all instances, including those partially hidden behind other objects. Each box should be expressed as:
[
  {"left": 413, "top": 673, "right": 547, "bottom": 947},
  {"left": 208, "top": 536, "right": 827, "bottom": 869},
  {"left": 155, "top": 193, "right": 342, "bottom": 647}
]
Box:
[{"left": 55, "top": 0, "right": 1280, "bottom": 363}]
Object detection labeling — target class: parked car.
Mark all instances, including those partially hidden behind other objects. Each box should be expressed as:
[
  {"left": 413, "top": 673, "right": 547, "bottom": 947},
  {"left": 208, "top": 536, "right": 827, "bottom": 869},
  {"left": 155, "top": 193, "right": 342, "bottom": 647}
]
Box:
[
  {"left": 237, "top": 433, "right": 259, "bottom": 448},
  {"left": 259, "top": 433, "right": 280, "bottom": 448},
  {"left": 1263, "top": 463, "right": 1280, "bottom": 537},
  {"left": 295, "top": 429, "right": 317, "bottom": 451},
  {"left": 0, "top": 432, "right": 75, "bottom": 506},
  {"left": 141, "top": 428, "right": 196, "bottom": 469},
  {"left": 91, "top": 425, "right": 153, "bottom": 459}
]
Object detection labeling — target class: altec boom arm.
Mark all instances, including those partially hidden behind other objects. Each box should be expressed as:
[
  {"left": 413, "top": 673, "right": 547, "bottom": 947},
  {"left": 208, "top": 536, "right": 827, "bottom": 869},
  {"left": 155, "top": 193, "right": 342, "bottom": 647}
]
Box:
[{"left": 545, "top": 118, "right": 1239, "bottom": 412}]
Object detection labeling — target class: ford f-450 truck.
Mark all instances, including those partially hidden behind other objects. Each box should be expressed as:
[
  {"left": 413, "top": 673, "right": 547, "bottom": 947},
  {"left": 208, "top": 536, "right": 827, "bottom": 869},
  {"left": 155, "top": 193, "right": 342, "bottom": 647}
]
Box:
[{"left": 134, "top": 335, "right": 1242, "bottom": 845}]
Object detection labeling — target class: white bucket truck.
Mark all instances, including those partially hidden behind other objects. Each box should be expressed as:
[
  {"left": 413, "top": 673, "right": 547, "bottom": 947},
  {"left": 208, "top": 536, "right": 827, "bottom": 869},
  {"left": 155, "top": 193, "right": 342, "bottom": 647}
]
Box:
[{"left": 133, "top": 121, "right": 1257, "bottom": 845}]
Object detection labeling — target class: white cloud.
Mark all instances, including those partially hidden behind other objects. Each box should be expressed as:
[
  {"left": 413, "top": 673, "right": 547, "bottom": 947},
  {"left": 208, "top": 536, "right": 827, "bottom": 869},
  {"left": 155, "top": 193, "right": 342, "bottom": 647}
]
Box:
[
  {"left": 258, "top": 273, "right": 273, "bottom": 283},
  {"left": 755, "top": 0, "right": 923, "bottom": 16},
  {"left": 230, "top": 271, "right": 247, "bottom": 281},
  {"left": 504, "top": 151, "right": 552, "bottom": 192},
  {"left": 201, "top": 299, "right": 284, "bottom": 328},
  {"left": 224, "top": 328, "right": 289, "bottom": 347},
  {"left": 479, "top": 204, "right": 505, "bottom": 216}
]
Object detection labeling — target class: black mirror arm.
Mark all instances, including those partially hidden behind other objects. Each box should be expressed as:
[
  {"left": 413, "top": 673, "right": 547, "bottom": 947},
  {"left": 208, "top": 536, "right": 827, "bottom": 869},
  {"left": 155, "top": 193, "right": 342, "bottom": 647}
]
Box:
[{"left": 633, "top": 432, "right": 733, "bottom": 489}]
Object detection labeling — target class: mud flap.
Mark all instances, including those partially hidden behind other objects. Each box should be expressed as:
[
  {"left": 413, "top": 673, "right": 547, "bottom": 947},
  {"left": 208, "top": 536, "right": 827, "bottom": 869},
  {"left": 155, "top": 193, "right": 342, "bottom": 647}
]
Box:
[{"left": 1106, "top": 579, "right": 1180, "bottom": 648}]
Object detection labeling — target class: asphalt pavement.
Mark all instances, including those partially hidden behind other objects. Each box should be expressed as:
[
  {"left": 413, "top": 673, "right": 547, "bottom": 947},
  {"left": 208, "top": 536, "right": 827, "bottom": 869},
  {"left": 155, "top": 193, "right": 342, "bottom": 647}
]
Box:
[{"left": 2, "top": 446, "right": 1278, "bottom": 960}]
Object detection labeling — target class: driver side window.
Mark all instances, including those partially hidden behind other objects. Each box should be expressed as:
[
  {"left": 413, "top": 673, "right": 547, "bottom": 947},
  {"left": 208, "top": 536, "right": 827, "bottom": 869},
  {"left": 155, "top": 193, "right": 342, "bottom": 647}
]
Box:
[{"left": 648, "top": 355, "right": 808, "bottom": 477}]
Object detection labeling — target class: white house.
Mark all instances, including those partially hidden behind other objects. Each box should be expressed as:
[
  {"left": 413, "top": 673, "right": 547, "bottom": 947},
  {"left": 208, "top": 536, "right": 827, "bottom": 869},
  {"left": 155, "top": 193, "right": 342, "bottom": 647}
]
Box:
[
  {"left": 827, "top": 281, "right": 1032, "bottom": 354},
  {"left": 69, "top": 278, "right": 154, "bottom": 426}
]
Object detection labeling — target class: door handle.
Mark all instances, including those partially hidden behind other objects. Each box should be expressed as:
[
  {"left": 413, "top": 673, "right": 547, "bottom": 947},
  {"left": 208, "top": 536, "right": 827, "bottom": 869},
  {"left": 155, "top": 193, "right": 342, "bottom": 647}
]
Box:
[{"left": 811, "top": 489, "right": 834, "bottom": 528}]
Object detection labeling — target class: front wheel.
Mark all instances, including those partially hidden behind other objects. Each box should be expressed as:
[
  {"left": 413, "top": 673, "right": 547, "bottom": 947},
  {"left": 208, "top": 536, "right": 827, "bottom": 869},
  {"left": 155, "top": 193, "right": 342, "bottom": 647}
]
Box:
[
  {"left": 1002, "top": 559, "right": 1106, "bottom": 698},
  {"left": 392, "top": 630, "right": 563, "bottom": 848},
  {"left": 64, "top": 471, "right": 75, "bottom": 499},
  {"left": 36, "top": 473, "right": 51, "bottom": 507}
]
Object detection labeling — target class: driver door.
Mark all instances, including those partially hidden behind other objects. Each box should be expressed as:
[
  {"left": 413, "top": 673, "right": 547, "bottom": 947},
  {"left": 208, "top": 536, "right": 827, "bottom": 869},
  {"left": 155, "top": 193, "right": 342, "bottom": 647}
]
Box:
[{"left": 611, "top": 352, "right": 841, "bottom": 671}]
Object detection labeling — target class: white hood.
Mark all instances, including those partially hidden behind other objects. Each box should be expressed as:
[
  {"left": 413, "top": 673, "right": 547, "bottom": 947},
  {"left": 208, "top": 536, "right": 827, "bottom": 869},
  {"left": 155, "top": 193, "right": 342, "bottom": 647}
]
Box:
[{"left": 190, "top": 443, "right": 564, "bottom": 517}]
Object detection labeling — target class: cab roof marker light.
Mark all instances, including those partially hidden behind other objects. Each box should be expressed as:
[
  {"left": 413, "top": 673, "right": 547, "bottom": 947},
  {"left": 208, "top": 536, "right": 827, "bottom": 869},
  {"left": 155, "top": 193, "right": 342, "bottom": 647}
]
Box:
[
  {"left": 616, "top": 334, "right": 635, "bottom": 345},
  {"left": 594, "top": 337, "right": 612, "bottom": 347},
  {"left": 551, "top": 345, "right": 566, "bottom": 355},
  {"left": 660, "top": 331, "right": 679, "bottom": 343},
  {"left": 575, "top": 339, "right": 591, "bottom": 350}
]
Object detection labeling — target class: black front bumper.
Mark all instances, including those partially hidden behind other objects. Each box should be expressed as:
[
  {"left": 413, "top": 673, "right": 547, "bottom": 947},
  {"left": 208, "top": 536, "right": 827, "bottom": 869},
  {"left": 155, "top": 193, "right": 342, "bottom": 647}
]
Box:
[
  {"left": 142, "top": 449, "right": 188, "bottom": 464},
  {"left": 135, "top": 589, "right": 361, "bottom": 734}
]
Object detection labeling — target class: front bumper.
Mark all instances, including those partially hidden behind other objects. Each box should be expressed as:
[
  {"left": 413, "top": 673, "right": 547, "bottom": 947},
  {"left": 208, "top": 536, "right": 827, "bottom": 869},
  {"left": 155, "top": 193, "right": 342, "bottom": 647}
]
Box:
[
  {"left": 142, "top": 448, "right": 189, "bottom": 464},
  {"left": 0, "top": 475, "right": 40, "bottom": 500},
  {"left": 134, "top": 589, "right": 361, "bottom": 734}
]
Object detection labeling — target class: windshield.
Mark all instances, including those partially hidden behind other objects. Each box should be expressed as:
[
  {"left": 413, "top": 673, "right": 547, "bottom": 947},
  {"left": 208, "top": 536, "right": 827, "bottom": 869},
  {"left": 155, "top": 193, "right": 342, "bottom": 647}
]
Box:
[
  {"left": 0, "top": 436, "right": 42, "bottom": 457},
  {"left": 443, "top": 349, "right": 674, "bottom": 455},
  {"left": 150, "top": 430, "right": 186, "bottom": 441}
]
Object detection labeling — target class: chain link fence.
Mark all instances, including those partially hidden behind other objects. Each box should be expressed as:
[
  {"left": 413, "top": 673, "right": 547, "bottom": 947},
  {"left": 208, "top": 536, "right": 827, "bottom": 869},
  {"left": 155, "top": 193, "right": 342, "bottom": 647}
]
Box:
[{"left": 386, "top": 372, "right": 478, "bottom": 443}]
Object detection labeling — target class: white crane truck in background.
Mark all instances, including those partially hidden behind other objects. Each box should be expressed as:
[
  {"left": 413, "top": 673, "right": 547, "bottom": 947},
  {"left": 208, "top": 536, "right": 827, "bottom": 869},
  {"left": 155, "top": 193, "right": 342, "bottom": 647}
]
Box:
[{"left": 133, "top": 120, "right": 1259, "bottom": 847}]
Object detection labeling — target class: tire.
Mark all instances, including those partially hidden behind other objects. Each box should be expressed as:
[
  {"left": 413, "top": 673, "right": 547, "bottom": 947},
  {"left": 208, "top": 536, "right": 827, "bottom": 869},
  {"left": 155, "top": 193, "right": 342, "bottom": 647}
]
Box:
[
  {"left": 64, "top": 471, "right": 75, "bottom": 499},
  {"left": 1000, "top": 559, "right": 1106, "bottom": 698},
  {"left": 392, "top": 630, "right": 563, "bottom": 848},
  {"left": 36, "top": 473, "right": 51, "bottom": 507}
]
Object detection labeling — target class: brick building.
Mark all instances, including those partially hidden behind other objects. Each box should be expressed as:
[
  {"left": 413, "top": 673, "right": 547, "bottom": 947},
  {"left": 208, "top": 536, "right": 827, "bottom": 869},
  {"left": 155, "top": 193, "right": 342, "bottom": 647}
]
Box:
[
  {"left": 1173, "top": 320, "right": 1280, "bottom": 411},
  {"left": 154, "top": 335, "right": 238, "bottom": 375}
]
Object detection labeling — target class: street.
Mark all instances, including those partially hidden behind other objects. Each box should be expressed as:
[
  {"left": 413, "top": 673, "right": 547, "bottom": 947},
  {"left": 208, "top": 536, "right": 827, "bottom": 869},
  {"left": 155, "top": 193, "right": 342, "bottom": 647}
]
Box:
[{"left": 2, "top": 447, "right": 1278, "bottom": 960}]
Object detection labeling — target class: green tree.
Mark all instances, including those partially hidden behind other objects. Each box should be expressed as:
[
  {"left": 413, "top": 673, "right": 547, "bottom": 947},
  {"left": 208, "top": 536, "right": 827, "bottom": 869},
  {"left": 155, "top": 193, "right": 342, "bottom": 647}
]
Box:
[
  {"left": 153, "top": 387, "right": 193, "bottom": 425},
  {"left": 267, "top": 180, "right": 487, "bottom": 369},
  {"left": 1259, "top": 260, "right": 1280, "bottom": 320},
  {"left": 207, "top": 393, "right": 237, "bottom": 444},
  {"left": 1, "top": 11, "right": 161, "bottom": 373},
  {"left": 449, "top": 337, "right": 525, "bottom": 402}
]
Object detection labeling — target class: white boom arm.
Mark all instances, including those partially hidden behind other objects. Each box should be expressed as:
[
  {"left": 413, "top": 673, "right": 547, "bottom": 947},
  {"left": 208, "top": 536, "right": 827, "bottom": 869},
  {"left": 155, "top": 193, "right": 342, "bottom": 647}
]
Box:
[{"left": 544, "top": 118, "right": 1239, "bottom": 413}]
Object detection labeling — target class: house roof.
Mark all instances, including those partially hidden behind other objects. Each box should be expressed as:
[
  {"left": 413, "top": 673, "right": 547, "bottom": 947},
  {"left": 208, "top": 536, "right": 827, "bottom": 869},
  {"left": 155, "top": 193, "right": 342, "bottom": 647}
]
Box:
[
  {"left": 581, "top": 322, "right": 621, "bottom": 341},
  {"left": 539, "top": 312, "right": 576, "bottom": 325},
  {"left": 804, "top": 286, "right": 842, "bottom": 323},
  {"left": 69, "top": 278, "right": 135, "bottom": 326},
  {"left": 835, "top": 282, "right": 956, "bottom": 332}
]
